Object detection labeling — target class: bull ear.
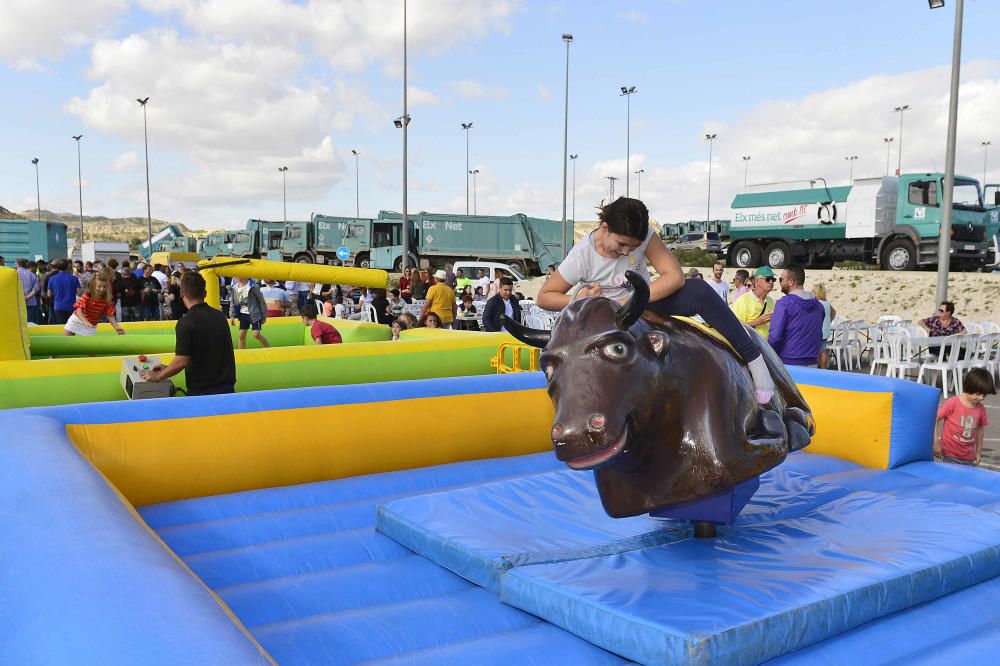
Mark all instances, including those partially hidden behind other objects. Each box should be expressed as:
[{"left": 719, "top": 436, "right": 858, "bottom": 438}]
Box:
[
  {"left": 502, "top": 315, "right": 551, "bottom": 348},
  {"left": 647, "top": 330, "right": 669, "bottom": 358},
  {"left": 616, "top": 270, "right": 650, "bottom": 329}
]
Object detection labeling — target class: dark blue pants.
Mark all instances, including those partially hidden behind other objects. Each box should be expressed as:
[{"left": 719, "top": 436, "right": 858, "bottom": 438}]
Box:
[
  {"left": 26, "top": 305, "right": 41, "bottom": 325},
  {"left": 645, "top": 279, "right": 761, "bottom": 363},
  {"left": 52, "top": 309, "right": 72, "bottom": 325}
]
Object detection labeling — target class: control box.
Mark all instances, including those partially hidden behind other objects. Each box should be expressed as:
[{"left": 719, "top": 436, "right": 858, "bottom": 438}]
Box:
[{"left": 120, "top": 355, "right": 175, "bottom": 400}]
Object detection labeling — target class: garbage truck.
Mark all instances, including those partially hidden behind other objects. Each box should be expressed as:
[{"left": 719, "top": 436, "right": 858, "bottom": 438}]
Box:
[{"left": 727, "top": 173, "right": 1000, "bottom": 271}]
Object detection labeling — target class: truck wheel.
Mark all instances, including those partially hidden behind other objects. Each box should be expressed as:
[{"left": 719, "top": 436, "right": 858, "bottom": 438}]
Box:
[
  {"left": 293, "top": 253, "right": 313, "bottom": 264},
  {"left": 881, "top": 238, "right": 916, "bottom": 271},
  {"left": 355, "top": 252, "right": 371, "bottom": 269},
  {"left": 393, "top": 253, "right": 418, "bottom": 272},
  {"left": 764, "top": 241, "right": 792, "bottom": 269},
  {"left": 730, "top": 241, "right": 761, "bottom": 269}
]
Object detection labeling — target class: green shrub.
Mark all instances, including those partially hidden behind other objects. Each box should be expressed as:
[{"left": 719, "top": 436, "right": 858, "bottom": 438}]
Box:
[{"left": 673, "top": 249, "right": 722, "bottom": 267}]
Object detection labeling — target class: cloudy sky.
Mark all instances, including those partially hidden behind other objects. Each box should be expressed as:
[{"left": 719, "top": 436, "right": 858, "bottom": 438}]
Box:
[{"left": 2, "top": 0, "right": 999, "bottom": 230}]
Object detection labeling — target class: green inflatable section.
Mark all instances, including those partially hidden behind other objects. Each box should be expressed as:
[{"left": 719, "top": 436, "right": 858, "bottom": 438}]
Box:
[
  {"left": 29, "top": 319, "right": 390, "bottom": 358},
  {"left": 0, "top": 335, "right": 530, "bottom": 409}
]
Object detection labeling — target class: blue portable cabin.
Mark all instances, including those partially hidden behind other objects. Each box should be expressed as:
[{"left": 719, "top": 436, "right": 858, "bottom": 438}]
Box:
[{"left": 0, "top": 219, "right": 68, "bottom": 263}]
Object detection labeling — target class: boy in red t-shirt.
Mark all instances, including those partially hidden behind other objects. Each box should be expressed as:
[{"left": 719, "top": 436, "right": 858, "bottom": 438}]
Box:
[
  {"left": 300, "top": 303, "right": 343, "bottom": 345},
  {"left": 934, "top": 368, "right": 995, "bottom": 465}
]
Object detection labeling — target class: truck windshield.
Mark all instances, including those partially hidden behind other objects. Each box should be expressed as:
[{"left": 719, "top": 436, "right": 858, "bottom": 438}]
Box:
[{"left": 953, "top": 182, "right": 982, "bottom": 207}]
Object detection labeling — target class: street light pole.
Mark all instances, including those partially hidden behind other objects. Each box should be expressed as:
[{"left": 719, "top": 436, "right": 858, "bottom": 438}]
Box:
[
  {"left": 137, "top": 97, "right": 153, "bottom": 253},
  {"left": 935, "top": 0, "right": 964, "bottom": 304},
  {"left": 605, "top": 176, "right": 617, "bottom": 201},
  {"left": 569, "top": 154, "right": 578, "bottom": 223},
  {"left": 561, "top": 33, "right": 573, "bottom": 260},
  {"left": 620, "top": 86, "right": 637, "bottom": 196},
  {"left": 893, "top": 105, "right": 910, "bottom": 176},
  {"left": 845, "top": 155, "right": 858, "bottom": 183},
  {"left": 883, "top": 137, "right": 894, "bottom": 176},
  {"left": 461, "top": 122, "right": 473, "bottom": 214},
  {"left": 742, "top": 155, "right": 751, "bottom": 187},
  {"left": 705, "top": 133, "right": 717, "bottom": 225},
  {"left": 470, "top": 169, "right": 479, "bottom": 214},
  {"left": 401, "top": 0, "right": 410, "bottom": 270},
  {"left": 982, "top": 141, "right": 991, "bottom": 189},
  {"left": 278, "top": 166, "right": 288, "bottom": 223},
  {"left": 635, "top": 169, "right": 644, "bottom": 199},
  {"left": 351, "top": 149, "right": 360, "bottom": 218},
  {"left": 31, "top": 158, "right": 40, "bottom": 222},
  {"left": 72, "top": 135, "right": 84, "bottom": 252}
]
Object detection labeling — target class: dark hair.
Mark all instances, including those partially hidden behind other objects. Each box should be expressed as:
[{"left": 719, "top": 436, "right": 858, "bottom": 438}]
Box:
[
  {"left": 179, "top": 271, "right": 206, "bottom": 299},
  {"left": 499, "top": 276, "right": 514, "bottom": 287},
  {"left": 963, "top": 368, "right": 996, "bottom": 395},
  {"left": 598, "top": 197, "right": 649, "bottom": 240},
  {"left": 57, "top": 259, "right": 70, "bottom": 271},
  {"left": 421, "top": 312, "right": 442, "bottom": 327},
  {"left": 390, "top": 288, "right": 400, "bottom": 297},
  {"left": 940, "top": 301, "right": 955, "bottom": 315},
  {"left": 734, "top": 269, "right": 750, "bottom": 282},
  {"left": 785, "top": 265, "right": 805, "bottom": 286},
  {"left": 107, "top": 258, "right": 119, "bottom": 269},
  {"left": 301, "top": 303, "right": 319, "bottom": 319}
]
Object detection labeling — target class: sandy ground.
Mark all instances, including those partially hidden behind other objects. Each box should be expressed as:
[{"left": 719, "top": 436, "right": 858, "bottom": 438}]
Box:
[{"left": 510, "top": 221, "right": 1000, "bottom": 325}]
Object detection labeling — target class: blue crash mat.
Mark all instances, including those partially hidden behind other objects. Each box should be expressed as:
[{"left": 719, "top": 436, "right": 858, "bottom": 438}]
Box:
[{"left": 377, "top": 468, "right": 1000, "bottom": 665}]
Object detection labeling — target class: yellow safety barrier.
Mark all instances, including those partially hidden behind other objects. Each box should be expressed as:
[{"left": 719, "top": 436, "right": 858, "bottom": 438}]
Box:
[{"left": 491, "top": 343, "right": 540, "bottom": 374}]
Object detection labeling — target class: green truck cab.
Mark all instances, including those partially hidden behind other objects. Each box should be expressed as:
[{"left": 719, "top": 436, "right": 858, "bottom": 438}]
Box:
[{"left": 728, "top": 173, "right": 999, "bottom": 271}]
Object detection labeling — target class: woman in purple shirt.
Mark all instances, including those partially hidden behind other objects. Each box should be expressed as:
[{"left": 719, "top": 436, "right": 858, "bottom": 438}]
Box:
[{"left": 920, "top": 300, "right": 967, "bottom": 337}]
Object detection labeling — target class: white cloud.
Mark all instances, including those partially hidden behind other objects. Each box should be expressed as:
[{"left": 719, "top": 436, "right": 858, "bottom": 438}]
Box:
[
  {"left": 450, "top": 79, "right": 509, "bottom": 100},
  {"left": 407, "top": 85, "right": 445, "bottom": 106},
  {"left": 0, "top": 0, "right": 126, "bottom": 64},
  {"left": 110, "top": 151, "right": 140, "bottom": 172},
  {"left": 616, "top": 9, "right": 647, "bottom": 23}
]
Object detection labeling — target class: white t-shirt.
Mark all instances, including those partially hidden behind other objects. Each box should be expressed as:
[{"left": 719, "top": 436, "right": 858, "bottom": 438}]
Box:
[
  {"left": 557, "top": 228, "right": 654, "bottom": 300},
  {"left": 501, "top": 298, "right": 514, "bottom": 333},
  {"left": 707, "top": 279, "right": 729, "bottom": 301}
]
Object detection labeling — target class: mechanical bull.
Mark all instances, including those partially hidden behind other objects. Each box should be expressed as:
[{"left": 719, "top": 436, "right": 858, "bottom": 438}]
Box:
[{"left": 504, "top": 271, "right": 814, "bottom": 518}]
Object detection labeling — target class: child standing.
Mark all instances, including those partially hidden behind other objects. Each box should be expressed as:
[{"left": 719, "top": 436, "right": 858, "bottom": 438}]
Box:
[
  {"left": 934, "top": 368, "right": 995, "bottom": 466},
  {"left": 64, "top": 273, "right": 126, "bottom": 337},
  {"left": 300, "top": 303, "right": 342, "bottom": 345}
]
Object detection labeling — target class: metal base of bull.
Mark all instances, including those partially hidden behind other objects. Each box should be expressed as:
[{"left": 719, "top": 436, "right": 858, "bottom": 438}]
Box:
[{"left": 650, "top": 476, "right": 761, "bottom": 539}]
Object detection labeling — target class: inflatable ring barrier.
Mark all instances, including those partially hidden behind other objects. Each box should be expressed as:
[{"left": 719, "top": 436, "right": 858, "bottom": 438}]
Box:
[
  {"left": 25, "top": 316, "right": 390, "bottom": 358},
  {"left": 0, "top": 268, "right": 30, "bottom": 361},
  {"left": 4, "top": 370, "right": 1000, "bottom": 663}
]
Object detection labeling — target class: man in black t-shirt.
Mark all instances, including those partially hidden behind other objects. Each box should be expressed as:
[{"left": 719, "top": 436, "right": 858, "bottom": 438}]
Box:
[{"left": 140, "top": 272, "right": 236, "bottom": 396}]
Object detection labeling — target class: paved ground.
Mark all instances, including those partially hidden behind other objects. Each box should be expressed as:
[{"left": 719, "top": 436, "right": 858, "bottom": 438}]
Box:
[{"left": 841, "top": 359, "right": 1000, "bottom": 471}]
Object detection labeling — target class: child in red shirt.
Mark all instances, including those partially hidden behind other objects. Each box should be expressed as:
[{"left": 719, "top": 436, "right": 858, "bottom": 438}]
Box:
[
  {"left": 64, "top": 272, "right": 126, "bottom": 337},
  {"left": 300, "top": 303, "right": 343, "bottom": 345},
  {"left": 934, "top": 368, "right": 995, "bottom": 465}
]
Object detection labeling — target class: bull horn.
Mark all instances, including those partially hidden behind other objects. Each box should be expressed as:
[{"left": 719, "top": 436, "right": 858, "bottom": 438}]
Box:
[
  {"left": 616, "top": 270, "right": 649, "bottom": 329},
  {"left": 502, "top": 315, "right": 551, "bottom": 348}
]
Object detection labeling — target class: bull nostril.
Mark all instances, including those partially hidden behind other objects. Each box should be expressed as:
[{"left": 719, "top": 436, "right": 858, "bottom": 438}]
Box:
[
  {"left": 588, "top": 413, "right": 606, "bottom": 430},
  {"left": 552, "top": 423, "right": 564, "bottom": 439}
]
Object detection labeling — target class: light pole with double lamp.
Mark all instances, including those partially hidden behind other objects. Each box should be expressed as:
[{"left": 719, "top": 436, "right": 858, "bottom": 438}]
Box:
[
  {"left": 621, "top": 86, "right": 637, "bottom": 196},
  {"left": 606, "top": 175, "right": 617, "bottom": 201},
  {"left": 635, "top": 169, "right": 644, "bottom": 199},
  {"left": 845, "top": 155, "right": 858, "bottom": 183},
  {"left": 705, "top": 133, "right": 717, "bottom": 225},
  {"left": 461, "top": 122, "right": 473, "bottom": 214},
  {"left": 883, "top": 137, "right": 894, "bottom": 176},
  {"left": 893, "top": 104, "right": 910, "bottom": 176},
  {"left": 470, "top": 169, "right": 479, "bottom": 215},
  {"left": 560, "top": 33, "right": 573, "bottom": 260},
  {"left": 742, "top": 155, "right": 751, "bottom": 187},
  {"left": 569, "top": 154, "right": 578, "bottom": 223},
  {"left": 31, "top": 158, "right": 40, "bottom": 222},
  {"left": 137, "top": 97, "right": 153, "bottom": 252},
  {"left": 72, "top": 134, "right": 84, "bottom": 251},
  {"left": 932, "top": 0, "right": 964, "bottom": 304},
  {"left": 982, "top": 141, "right": 991, "bottom": 189},
  {"left": 278, "top": 167, "right": 288, "bottom": 223},
  {"left": 351, "top": 149, "right": 360, "bottom": 218}
]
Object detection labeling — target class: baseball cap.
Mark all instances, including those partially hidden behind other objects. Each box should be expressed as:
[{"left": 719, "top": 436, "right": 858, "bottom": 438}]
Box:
[
  {"left": 433, "top": 269, "right": 448, "bottom": 280},
  {"left": 754, "top": 266, "right": 776, "bottom": 278}
]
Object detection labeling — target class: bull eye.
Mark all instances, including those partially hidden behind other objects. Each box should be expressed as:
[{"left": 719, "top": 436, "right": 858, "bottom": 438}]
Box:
[{"left": 601, "top": 341, "right": 629, "bottom": 361}]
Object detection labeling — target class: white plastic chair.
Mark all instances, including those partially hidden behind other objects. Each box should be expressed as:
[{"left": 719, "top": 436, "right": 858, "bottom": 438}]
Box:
[
  {"left": 885, "top": 332, "right": 920, "bottom": 380},
  {"left": 917, "top": 335, "right": 962, "bottom": 398},
  {"left": 363, "top": 303, "right": 378, "bottom": 323},
  {"left": 868, "top": 328, "right": 892, "bottom": 376},
  {"left": 981, "top": 332, "right": 1000, "bottom": 382},
  {"left": 877, "top": 315, "right": 901, "bottom": 325},
  {"left": 965, "top": 322, "right": 984, "bottom": 334},
  {"left": 980, "top": 322, "right": 1000, "bottom": 334},
  {"left": 955, "top": 334, "right": 988, "bottom": 393},
  {"left": 826, "top": 322, "right": 853, "bottom": 370}
]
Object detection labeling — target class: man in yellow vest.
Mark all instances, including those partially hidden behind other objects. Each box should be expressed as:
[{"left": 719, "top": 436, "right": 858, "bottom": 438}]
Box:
[{"left": 730, "top": 266, "right": 776, "bottom": 338}]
